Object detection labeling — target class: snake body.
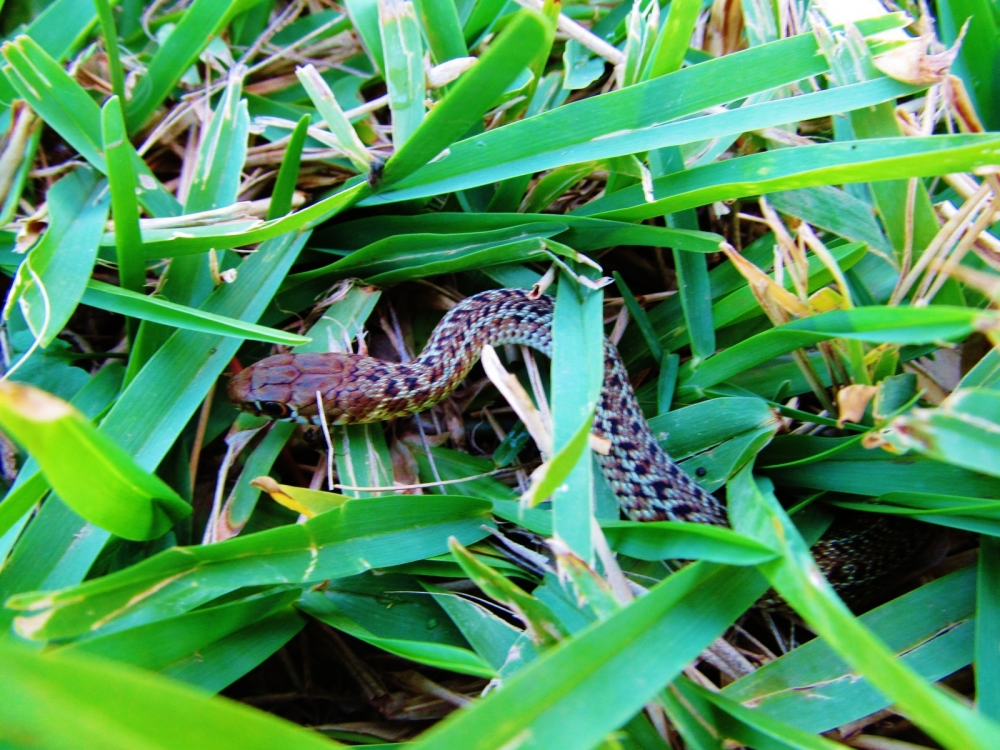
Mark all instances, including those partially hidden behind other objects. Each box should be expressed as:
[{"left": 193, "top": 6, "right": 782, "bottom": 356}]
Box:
[{"left": 229, "top": 288, "right": 939, "bottom": 602}]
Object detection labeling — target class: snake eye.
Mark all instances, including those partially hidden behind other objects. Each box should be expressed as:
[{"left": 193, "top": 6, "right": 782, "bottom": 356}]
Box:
[{"left": 259, "top": 401, "right": 292, "bottom": 419}]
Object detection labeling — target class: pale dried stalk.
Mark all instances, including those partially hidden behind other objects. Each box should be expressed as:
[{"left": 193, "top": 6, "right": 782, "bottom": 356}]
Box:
[
  {"left": 919, "top": 180, "right": 1000, "bottom": 304},
  {"left": 188, "top": 382, "right": 216, "bottom": 496},
  {"left": 939, "top": 200, "right": 1000, "bottom": 271},
  {"left": 590, "top": 517, "right": 633, "bottom": 604},
  {"left": 944, "top": 172, "right": 1000, "bottom": 224},
  {"left": 799, "top": 223, "right": 854, "bottom": 306},
  {"left": 521, "top": 346, "right": 553, "bottom": 435},
  {"left": 890, "top": 177, "right": 993, "bottom": 304},
  {"left": 0, "top": 105, "right": 37, "bottom": 208},
  {"left": 481, "top": 344, "right": 554, "bottom": 456},
  {"left": 760, "top": 196, "right": 808, "bottom": 299}
]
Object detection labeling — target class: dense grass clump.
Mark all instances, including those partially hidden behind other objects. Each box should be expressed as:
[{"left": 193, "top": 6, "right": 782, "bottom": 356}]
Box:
[{"left": 0, "top": 0, "right": 999, "bottom": 748}]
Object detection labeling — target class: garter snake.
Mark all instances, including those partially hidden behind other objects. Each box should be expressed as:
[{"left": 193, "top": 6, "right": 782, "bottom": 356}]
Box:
[{"left": 229, "top": 288, "right": 938, "bottom": 603}]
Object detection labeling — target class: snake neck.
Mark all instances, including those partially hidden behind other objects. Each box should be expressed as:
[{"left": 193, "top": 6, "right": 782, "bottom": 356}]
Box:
[
  {"left": 393, "top": 288, "right": 727, "bottom": 526},
  {"left": 345, "top": 289, "right": 555, "bottom": 423},
  {"left": 415, "top": 288, "right": 555, "bottom": 377}
]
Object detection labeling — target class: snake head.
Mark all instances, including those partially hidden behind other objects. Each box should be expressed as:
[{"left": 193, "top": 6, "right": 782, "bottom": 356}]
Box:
[{"left": 227, "top": 352, "right": 373, "bottom": 425}]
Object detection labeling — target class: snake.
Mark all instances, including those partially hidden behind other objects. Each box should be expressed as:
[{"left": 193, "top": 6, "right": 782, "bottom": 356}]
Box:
[{"left": 228, "top": 288, "right": 939, "bottom": 603}]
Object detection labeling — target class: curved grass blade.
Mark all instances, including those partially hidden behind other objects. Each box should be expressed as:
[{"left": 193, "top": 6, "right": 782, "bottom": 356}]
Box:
[
  {"left": 412, "top": 560, "right": 766, "bottom": 750},
  {"left": 680, "top": 305, "right": 999, "bottom": 398},
  {"left": 0, "top": 382, "right": 190, "bottom": 542},
  {"left": 580, "top": 134, "right": 1000, "bottom": 221},
  {"left": 299, "top": 589, "right": 494, "bottom": 678},
  {"left": 378, "top": 9, "right": 550, "bottom": 188},
  {"left": 728, "top": 466, "right": 1000, "bottom": 750},
  {"left": 671, "top": 677, "right": 847, "bottom": 750},
  {"left": 5, "top": 166, "right": 109, "bottom": 348},
  {"left": 81, "top": 280, "right": 310, "bottom": 345},
  {"left": 8, "top": 495, "right": 493, "bottom": 641},
  {"left": 0, "top": 638, "right": 345, "bottom": 750},
  {"left": 285, "top": 223, "right": 564, "bottom": 288},
  {"left": 723, "top": 566, "right": 976, "bottom": 733},
  {"left": 315, "top": 212, "right": 724, "bottom": 254}
]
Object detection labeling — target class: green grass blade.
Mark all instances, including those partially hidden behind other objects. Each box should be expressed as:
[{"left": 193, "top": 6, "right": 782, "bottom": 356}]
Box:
[
  {"left": 267, "top": 115, "right": 310, "bottom": 220},
  {"left": 724, "top": 566, "right": 975, "bottom": 732},
  {"left": 9, "top": 495, "right": 492, "bottom": 641},
  {"left": 549, "top": 278, "right": 604, "bottom": 558},
  {"left": 299, "top": 590, "right": 494, "bottom": 677},
  {"left": 978, "top": 536, "right": 1000, "bottom": 719},
  {"left": 612, "top": 272, "right": 664, "bottom": 362},
  {"left": 411, "top": 562, "right": 767, "bottom": 750},
  {"left": 109, "top": 182, "right": 368, "bottom": 259},
  {"left": 729, "top": 466, "right": 1000, "bottom": 750},
  {"left": 14, "top": 0, "right": 97, "bottom": 60},
  {"left": 124, "top": 0, "right": 248, "bottom": 132},
  {"left": 94, "top": 0, "right": 125, "bottom": 101},
  {"left": 185, "top": 70, "right": 249, "bottom": 216},
  {"left": 413, "top": 0, "right": 468, "bottom": 63},
  {"left": 101, "top": 96, "right": 145, "bottom": 306},
  {"left": 378, "top": 8, "right": 549, "bottom": 188},
  {"left": 580, "top": 133, "right": 1000, "bottom": 221},
  {"left": 1, "top": 35, "right": 106, "bottom": 170},
  {"left": 297, "top": 65, "right": 372, "bottom": 173},
  {"left": 62, "top": 588, "right": 301, "bottom": 679},
  {"left": 0, "top": 382, "right": 190, "bottom": 541},
  {"left": 366, "top": 26, "right": 916, "bottom": 201},
  {"left": 643, "top": 0, "right": 699, "bottom": 78},
  {"left": 6, "top": 166, "right": 109, "bottom": 348},
  {"left": 671, "top": 216, "right": 715, "bottom": 364},
  {"left": 0, "top": 35, "right": 180, "bottom": 218},
  {"left": 880, "top": 389, "right": 1000, "bottom": 479},
  {"left": 316, "top": 212, "right": 724, "bottom": 254},
  {"left": 0, "top": 639, "right": 346, "bottom": 750},
  {"left": 680, "top": 306, "right": 999, "bottom": 397},
  {"left": 379, "top": 0, "right": 426, "bottom": 149},
  {"left": 287, "top": 223, "right": 562, "bottom": 288},
  {"left": 672, "top": 677, "right": 846, "bottom": 750},
  {"left": 81, "top": 280, "right": 310, "bottom": 345},
  {"left": 767, "top": 186, "right": 892, "bottom": 254},
  {"left": 936, "top": 0, "right": 1000, "bottom": 131}
]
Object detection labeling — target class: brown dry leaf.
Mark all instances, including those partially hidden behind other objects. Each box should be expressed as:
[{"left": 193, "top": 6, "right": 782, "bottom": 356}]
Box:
[
  {"left": 836, "top": 384, "right": 879, "bottom": 426},
  {"left": 942, "top": 73, "right": 986, "bottom": 133},
  {"left": 861, "top": 428, "right": 901, "bottom": 452},
  {"left": 721, "top": 243, "right": 812, "bottom": 319},
  {"left": 873, "top": 24, "right": 966, "bottom": 85},
  {"left": 759, "top": 196, "right": 807, "bottom": 297},
  {"left": 704, "top": 0, "right": 744, "bottom": 57}
]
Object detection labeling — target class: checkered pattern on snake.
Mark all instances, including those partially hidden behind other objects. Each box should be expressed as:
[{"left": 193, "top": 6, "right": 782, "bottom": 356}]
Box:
[
  {"left": 230, "top": 288, "right": 726, "bottom": 525},
  {"left": 229, "top": 288, "right": 942, "bottom": 603}
]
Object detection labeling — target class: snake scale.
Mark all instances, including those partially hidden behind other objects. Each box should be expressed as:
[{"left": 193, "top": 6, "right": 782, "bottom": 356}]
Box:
[{"left": 229, "top": 288, "right": 939, "bottom": 604}]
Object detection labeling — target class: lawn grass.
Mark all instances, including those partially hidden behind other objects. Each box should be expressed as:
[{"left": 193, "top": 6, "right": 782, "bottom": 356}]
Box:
[{"left": 1, "top": 0, "right": 1000, "bottom": 748}]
